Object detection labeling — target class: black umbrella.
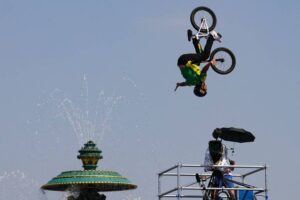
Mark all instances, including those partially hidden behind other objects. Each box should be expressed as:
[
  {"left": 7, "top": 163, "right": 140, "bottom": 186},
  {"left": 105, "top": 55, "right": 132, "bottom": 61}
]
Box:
[{"left": 212, "top": 127, "right": 255, "bottom": 143}]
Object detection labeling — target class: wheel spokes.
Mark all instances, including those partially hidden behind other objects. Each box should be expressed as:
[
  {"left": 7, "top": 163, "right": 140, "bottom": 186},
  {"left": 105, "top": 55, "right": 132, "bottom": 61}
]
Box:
[{"left": 213, "top": 51, "right": 232, "bottom": 72}]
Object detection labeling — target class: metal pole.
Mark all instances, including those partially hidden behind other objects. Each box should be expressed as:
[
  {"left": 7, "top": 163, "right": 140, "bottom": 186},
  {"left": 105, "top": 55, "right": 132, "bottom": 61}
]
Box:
[
  {"left": 159, "top": 188, "right": 179, "bottom": 198},
  {"left": 181, "top": 186, "right": 265, "bottom": 191},
  {"left": 264, "top": 164, "right": 268, "bottom": 200},
  {"left": 158, "top": 173, "right": 161, "bottom": 200},
  {"left": 181, "top": 164, "right": 265, "bottom": 169},
  {"left": 242, "top": 167, "right": 264, "bottom": 179},
  {"left": 177, "top": 163, "right": 181, "bottom": 200},
  {"left": 180, "top": 164, "right": 202, "bottom": 167},
  {"left": 158, "top": 164, "right": 179, "bottom": 176}
]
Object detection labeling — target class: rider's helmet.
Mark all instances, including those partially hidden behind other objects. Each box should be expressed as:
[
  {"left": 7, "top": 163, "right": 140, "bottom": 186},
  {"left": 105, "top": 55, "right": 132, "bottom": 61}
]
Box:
[
  {"left": 194, "top": 82, "right": 207, "bottom": 97},
  {"left": 208, "top": 140, "right": 224, "bottom": 164}
]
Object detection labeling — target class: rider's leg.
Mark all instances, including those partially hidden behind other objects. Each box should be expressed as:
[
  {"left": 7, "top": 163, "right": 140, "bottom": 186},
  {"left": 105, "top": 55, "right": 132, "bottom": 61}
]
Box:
[
  {"left": 178, "top": 33, "right": 216, "bottom": 67},
  {"left": 192, "top": 37, "right": 202, "bottom": 54},
  {"left": 178, "top": 54, "right": 202, "bottom": 67},
  {"left": 181, "top": 52, "right": 209, "bottom": 65},
  {"left": 177, "top": 54, "right": 201, "bottom": 75},
  {"left": 201, "top": 34, "right": 215, "bottom": 60},
  {"left": 198, "top": 31, "right": 221, "bottom": 62},
  {"left": 189, "top": 29, "right": 206, "bottom": 55},
  {"left": 187, "top": 35, "right": 214, "bottom": 65}
]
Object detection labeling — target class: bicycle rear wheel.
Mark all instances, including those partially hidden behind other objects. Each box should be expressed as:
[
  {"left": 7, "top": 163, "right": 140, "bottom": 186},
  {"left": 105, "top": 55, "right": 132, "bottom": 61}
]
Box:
[
  {"left": 190, "top": 7, "right": 217, "bottom": 32},
  {"left": 210, "top": 47, "right": 236, "bottom": 75},
  {"left": 217, "top": 191, "right": 230, "bottom": 199}
]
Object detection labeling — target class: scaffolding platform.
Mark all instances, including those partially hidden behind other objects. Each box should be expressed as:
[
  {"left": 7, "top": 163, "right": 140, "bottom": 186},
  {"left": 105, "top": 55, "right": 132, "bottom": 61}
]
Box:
[{"left": 158, "top": 163, "right": 268, "bottom": 200}]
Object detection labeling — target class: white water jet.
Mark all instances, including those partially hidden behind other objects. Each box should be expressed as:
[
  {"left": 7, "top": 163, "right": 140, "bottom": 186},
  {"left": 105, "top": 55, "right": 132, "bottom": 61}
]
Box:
[
  {"left": 34, "top": 74, "right": 125, "bottom": 147},
  {"left": 58, "top": 88, "right": 124, "bottom": 146},
  {"left": 0, "top": 170, "right": 46, "bottom": 200}
]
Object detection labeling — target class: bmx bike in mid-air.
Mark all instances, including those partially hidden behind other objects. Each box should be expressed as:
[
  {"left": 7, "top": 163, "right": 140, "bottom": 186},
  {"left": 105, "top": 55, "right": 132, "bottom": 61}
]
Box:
[{"left": 189, "top": 6, "right": 236, "bottom": 75}]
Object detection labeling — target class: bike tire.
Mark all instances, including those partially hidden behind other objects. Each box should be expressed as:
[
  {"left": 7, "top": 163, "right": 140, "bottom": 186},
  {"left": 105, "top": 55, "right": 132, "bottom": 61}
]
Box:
[
  {"left": 210, "top": 47, "right": 236, "bottom": 75},
  {"left": 217, "top": 191, "right": 231, "bottom": 200},
  {"left": 190, "top": 7, "right": 217, "bottom": 32}
]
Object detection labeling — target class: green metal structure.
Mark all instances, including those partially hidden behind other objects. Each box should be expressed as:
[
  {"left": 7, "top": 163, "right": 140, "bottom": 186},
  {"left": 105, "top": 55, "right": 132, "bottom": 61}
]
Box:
[{"left": 41, "top": 141, "right": 137, "bottom": 200}]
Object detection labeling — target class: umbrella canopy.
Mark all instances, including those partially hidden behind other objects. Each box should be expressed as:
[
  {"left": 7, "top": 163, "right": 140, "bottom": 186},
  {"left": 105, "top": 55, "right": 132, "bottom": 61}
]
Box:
[{"left": 212, "top": 127, "right": 255, "bottom": 143}]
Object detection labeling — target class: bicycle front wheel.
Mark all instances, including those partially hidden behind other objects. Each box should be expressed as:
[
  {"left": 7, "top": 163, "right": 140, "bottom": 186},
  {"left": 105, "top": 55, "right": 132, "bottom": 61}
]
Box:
[
  {"left": 190, "top": 7, "right": 217, "bottom": 32},
  {"left": 217, "top": 191, "right": 230, "bottom": 200},
  {"left": 210, "top": 47, "right": 236, "bottom": 75}
]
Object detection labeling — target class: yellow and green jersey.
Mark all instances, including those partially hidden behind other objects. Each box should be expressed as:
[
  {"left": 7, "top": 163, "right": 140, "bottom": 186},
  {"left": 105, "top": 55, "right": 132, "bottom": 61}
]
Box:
[{"left": 180, "top": 61, "right": 207, "bottom": 86}]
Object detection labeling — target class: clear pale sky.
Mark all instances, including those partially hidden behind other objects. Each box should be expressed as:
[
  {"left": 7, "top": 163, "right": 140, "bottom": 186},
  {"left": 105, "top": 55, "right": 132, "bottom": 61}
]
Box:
[{"left": 0, "top": 1, "right": 299, "bottom": 200}]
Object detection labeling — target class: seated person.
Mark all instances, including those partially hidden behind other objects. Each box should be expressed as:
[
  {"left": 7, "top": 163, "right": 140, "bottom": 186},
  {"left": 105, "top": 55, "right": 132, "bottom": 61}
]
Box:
[
  {"left": 203, "top": 140, "right": 231, "bottom": 199},
  {"left": 204, "top": 140, "right": 229, "bottom": 172}
]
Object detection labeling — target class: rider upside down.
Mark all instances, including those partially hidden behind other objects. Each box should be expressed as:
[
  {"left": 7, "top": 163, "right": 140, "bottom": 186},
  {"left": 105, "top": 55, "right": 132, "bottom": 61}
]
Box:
[{"left": 175, "top": 30, "right": 222, "bottom": 97}]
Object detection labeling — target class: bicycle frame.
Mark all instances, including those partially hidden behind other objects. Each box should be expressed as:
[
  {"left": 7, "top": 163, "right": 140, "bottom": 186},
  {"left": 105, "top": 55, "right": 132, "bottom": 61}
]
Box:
[
  {"left": 194, "top": 17, "right": 210, "bottom": 54},
  {"left": 195, "top": 17, "right": 211, "bottom": 40}
]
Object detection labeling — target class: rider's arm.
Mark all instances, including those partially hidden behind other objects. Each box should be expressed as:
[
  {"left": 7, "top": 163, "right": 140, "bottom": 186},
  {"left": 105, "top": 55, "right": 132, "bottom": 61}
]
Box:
[
  {"left": 174, "top": 82, "right": 188, "bottom": 91},
  {"left": 201, "top": 59, "right": 217, "bottom": 73}
]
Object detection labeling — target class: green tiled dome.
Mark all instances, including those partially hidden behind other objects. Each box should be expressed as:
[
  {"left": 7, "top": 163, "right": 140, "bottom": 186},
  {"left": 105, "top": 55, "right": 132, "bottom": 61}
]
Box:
[
  {"left": 41, "top": 170, "right": 137, "bottom": 191},
  {"left": 41, "top": 141, "right": 137, "bottom": 192}
]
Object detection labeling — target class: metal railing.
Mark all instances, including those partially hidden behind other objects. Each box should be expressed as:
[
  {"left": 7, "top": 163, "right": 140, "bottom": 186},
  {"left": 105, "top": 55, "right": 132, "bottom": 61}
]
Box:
[{"left": 158, "top": 163, "right": 268, "bottom": 200}]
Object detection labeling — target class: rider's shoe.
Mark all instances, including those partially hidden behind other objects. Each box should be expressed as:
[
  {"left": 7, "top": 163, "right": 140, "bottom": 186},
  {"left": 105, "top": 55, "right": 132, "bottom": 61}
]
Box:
[
  {"left": 209, "top": 30, "right": 222, "bottom": 42},
  {"left": 187, "top": 29, "right": 193, "bottom": 42}
]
